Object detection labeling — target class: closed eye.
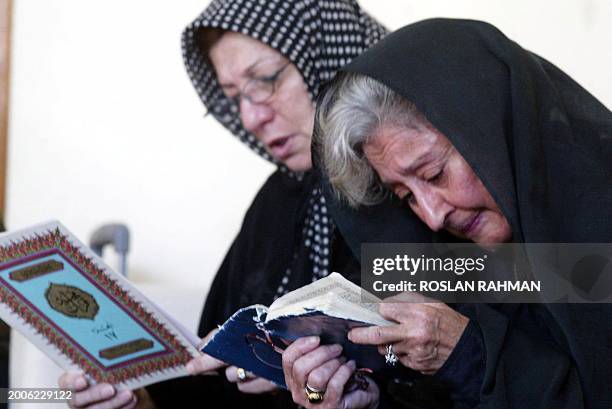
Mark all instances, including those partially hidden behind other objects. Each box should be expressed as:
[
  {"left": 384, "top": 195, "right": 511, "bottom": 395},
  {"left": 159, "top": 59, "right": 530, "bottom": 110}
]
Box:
[
  {"left": 425, "top": 166, "right": 445, "bottom": 184},
  {"left": 428, "top": 170, "right": 443, "bottom": 182},
  {"left": 257, "top": 73, "right": 278, "bottom": 83},
  {"left": 254, "top": 62, "right": 289, "bottom": 83}
]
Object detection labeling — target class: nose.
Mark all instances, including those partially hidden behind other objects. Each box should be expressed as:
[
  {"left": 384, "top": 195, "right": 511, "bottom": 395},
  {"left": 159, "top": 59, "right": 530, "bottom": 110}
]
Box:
[
  {"left": 239, "top": 98, "right": 274, "bottom": 134},
  {"left": 412, "top": 187, "right": 451, "bottom": 232}
]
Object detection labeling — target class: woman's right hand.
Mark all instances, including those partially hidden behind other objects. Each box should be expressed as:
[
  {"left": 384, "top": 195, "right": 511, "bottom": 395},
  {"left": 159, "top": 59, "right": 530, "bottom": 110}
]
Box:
[
  {"left": 282, "top": 336, "right": 380, "bottom": 409},
  {"left": 58, "top": 372, "right": 139, "bottom": 409}
]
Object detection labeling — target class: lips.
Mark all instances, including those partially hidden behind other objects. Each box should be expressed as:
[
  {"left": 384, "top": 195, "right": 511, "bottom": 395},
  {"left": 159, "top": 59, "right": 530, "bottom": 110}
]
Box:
[
  {"left": 266, "top": 134, "right": 295, "bottom": 161},
  {"left": 459, "top": 212, "right": 482, "bottom": 236}
]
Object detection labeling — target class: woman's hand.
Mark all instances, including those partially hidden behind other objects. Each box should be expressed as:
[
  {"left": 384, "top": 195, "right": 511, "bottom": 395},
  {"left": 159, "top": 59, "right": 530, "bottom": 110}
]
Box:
[
  {"left": 349, "top": 294, "right": 468, "bottom": 375},
  {"left": 58, "top": 372, "right": 143, "bottom": 409},
  {"left": 224, "top": 365, "right": 278, "bottom": 394},
  {"left": 282, "top": 336, "right": 380, "bottom": 409},
  {"left": 186, "top": 328, "right": 278, "bottom": 394},
  {"left": 185, "top": 329, "right": 228, "bottom": 375}
]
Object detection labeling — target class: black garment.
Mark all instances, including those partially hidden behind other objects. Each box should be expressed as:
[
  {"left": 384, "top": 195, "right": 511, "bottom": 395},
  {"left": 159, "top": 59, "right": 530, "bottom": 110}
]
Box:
[
  {"left": 150, "top": 3, "right": 388, "bottom": 405},
  {"left": 148, "top": 171, "right": 360, "bottom": 408},
  {"left": 199, "top": 171, "right": 361, "bottom": 333},
  {"left": 317, "top": 19, "right": 612, "bottom": 408}
]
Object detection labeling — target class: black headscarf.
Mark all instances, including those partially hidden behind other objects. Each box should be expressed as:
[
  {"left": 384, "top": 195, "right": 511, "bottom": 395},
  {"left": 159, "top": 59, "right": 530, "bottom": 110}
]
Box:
[
  {"left": 340, "top": 18, "right": 611, "bottom": 244},
  {"left": 145, "top": 2, "right": 388, "bottom": 409},
  {"left": 319, "top": 18, "right": 612, "bottom": 408},
  {"left": 181, "top": 0, "right": 387, "bottom": 294}
]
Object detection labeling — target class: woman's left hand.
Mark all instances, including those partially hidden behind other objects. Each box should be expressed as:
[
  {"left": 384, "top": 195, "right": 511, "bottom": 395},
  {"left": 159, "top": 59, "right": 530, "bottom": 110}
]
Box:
[
  {"left": 348, "top": 294, "right": 468, "bottom": 375},
  {"left": 224, "top": 365, "right": 278, "bottom": 394},
  {"left": 282, "top": 336, "right": 380, "bottom": 408}
]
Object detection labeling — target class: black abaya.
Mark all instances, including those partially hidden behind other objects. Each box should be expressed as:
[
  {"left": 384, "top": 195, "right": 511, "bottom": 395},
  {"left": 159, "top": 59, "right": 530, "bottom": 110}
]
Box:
[
  {"left": 148, "top": 0, "right": 388, "bottom": 406},
  {"left": 317, "top": 18, "right": 612, "bottom": 409}
]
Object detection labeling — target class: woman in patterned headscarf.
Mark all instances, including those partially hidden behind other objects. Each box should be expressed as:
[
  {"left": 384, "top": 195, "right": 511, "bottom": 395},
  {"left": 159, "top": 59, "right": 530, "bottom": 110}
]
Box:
[{"left": 58, "top": 1, "right": 388, "bottom": 408}]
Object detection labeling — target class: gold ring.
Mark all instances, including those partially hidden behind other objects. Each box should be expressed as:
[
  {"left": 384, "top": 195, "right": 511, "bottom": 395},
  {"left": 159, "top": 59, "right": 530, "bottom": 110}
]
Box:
[
  {"left": 305, "top": 384, "right": 325, "bottom": 404},
  {"left": 236, "top": 367, "right": 247, "bottom": 382}
]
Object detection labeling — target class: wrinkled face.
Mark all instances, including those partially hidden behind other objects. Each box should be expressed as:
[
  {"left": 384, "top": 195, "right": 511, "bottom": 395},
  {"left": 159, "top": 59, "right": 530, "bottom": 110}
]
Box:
[
  {"left": 363, "top": 120, "right": 512, "bottom": 245},
  {"left": 209, "top": 31, "right": 314, "bottom": 171}
]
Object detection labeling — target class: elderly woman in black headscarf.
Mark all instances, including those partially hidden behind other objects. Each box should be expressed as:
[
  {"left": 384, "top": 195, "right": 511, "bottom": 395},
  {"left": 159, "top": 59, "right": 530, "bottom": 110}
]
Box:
[
  {"left": 58, "top": 1, "right": 389, "bottom": 408},
  {"left": 282, "top": 18, "right": 612, "bottom": 409}
]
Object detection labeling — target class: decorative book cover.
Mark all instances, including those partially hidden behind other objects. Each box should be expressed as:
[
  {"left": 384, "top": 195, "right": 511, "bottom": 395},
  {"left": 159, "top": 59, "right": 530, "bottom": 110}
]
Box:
[
  {"left": 203, "top": 305, "right": 386, "bottom": 388},
  {"left": 0, "top": 221, "right": 201, "bottom": 389}
]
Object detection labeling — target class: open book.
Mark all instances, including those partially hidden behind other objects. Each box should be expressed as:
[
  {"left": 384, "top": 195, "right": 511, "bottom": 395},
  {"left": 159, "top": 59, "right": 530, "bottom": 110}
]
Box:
[
  {"left": 203, "top": 272, "right": 391, "bottom": 387},
  {"left": 0, "top": 221, "right": 202, "bottom": 390}
]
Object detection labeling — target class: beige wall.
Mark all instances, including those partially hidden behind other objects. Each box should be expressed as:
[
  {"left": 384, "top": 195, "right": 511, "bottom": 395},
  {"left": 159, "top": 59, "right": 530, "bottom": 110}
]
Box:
[{"left": 6, "top": 0, "right": 611, "bottom": 292}]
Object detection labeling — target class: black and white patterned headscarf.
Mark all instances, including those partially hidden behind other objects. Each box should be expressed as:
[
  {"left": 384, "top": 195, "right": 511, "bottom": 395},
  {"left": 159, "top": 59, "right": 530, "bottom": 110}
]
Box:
[{"left": 181, "top": 0, "right": 386, "bottom": 297}]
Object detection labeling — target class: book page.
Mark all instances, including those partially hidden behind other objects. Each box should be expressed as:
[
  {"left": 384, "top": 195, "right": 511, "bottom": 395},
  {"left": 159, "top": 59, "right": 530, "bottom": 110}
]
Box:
[
  {"left": 270, "top": 273, "right": 379, "bottom": 309},
  {"left": 267, "top": 273, "right": 386, "bottom": 323}
]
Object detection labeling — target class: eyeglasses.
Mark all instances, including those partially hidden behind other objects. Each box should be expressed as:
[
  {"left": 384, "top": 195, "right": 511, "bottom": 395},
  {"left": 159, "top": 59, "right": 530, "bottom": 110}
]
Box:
[
  {"left": 229, "top": 61, "right": 291, "bottom": 105},
  {"left": 204, "top": 61, "right": 292, "bottom": 118},
  {"left": 245, "top": 326, "right": 373, "bottom": 392},
  {"left": 245, "top": 326, "right": 286, "bottom": 370}
]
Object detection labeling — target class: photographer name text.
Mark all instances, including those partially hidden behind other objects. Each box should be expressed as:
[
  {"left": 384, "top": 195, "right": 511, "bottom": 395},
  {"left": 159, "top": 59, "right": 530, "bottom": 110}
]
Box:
[{"left": 372, "top": 280, "right": 541, "bottom": 293}]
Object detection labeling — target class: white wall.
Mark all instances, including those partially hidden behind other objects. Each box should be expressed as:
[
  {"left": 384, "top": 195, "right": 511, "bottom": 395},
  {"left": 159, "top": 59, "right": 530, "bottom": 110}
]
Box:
[
  {"left": 6, "top": 0, "right": 612, "bottom": 292},
  {"left": 6, "top": 0, "right": 275, "bottom": 291},
  {"left": 360, "top": 0, "right": 612, "bottom": 107}
]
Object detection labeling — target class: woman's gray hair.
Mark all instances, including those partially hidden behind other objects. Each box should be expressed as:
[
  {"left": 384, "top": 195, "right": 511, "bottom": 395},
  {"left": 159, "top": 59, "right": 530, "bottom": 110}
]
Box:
[{"left": 314, "top": 72, "right": 419, "bottom": 207}]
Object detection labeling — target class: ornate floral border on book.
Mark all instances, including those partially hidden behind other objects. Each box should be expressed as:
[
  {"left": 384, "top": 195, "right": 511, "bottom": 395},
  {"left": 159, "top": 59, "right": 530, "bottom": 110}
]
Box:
[{"left": 0, "top": 227, "right": 192, "bottom": 384}]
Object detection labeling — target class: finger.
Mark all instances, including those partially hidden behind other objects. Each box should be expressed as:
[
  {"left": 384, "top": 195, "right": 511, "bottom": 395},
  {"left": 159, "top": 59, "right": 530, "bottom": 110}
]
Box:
[
  {"left": 379, "top": 302, "right": 439, "bottom": 324},
  {"left": 236, "top": 378, "right": 278, "bottom": 394},
  {"left": 291, "top": 344, "right": 343, "bottom": 390},
  {"left": 185, "top": 353, "right": 226, "bottom": 375},
  {"left": 343, "top": 375, "right": 380, "bottom": 409},
  {"left": 118, "top": 399, "right": 138, "bottom": 409},
  {"left": 86, "top": 389, "right": 134, "bottom": 409},
  {"left": 282, "top": 336, "right": 320, "bottom": 386},
  {"left": 325, "top": 360, "right": 357, "bottom": 404},
  {"left": 348, "top": 325, "right": 404, "bottom": 345},
  {"left": 377, "top": 344, "right": 408, "bottom": 357},
  {"left": 282, "top": 336, "right": 320, "bottom": 403},
  {"left": 225, "top": 366, "right": 253, "bottom": 383},
  {"left": 225, "top": 366, "right": 238, "bottom": 383},
  {"left": 383, "top": 292, "right": 436, "bottom": 304},
  {"left": 70, "top": 384, "right": 115, "bottom": 408},
  {"left": 411, "top": 344, "right": 437, "bottom": 361},
  {"left": 306, "top": 357, "right": 346, "bottom": 391},
  {"left": 198, "top": 328, "right": 220, "bottom": 348},
  {"left": 117, "top": 395, "right": 138, "bottom": 409},
  {"left": 59, "top": 372, "right": 88, "bottom": 392}
]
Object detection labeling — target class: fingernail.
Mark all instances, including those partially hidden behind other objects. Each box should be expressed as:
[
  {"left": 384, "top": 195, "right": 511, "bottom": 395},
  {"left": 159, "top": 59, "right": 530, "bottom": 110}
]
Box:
[
  {"left": 185, "top": 362, "right": 195, "bottom": 374},
  {"left": 74, "top": 377, "right": 87, "bottom": 389},
  {"left": 101, "top": 384, "right": 115, "bottom": 398},
  {"left": 118, "top": 390, "right": 132, "bottom": 400},
  {"left": 331, "top": 344, "right": 343, "bottom": 354},
  {"left": 306, "top": 336, "right": 320, "bottom": 345},
  {"left": 348, "top": 360, "right": 357, "bottom": 369}
]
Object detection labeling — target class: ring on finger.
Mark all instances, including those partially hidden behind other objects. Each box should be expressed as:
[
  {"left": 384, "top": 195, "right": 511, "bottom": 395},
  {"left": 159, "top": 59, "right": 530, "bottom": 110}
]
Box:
[
  {"left": 305, "top": 384, "right": 325, "bottom": 404},
  {"left": 236, "top": 367, "right": 247, "bottom": 382},
  {"left": 385, "top": 344, "right": 399, "bottom": 366}
]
